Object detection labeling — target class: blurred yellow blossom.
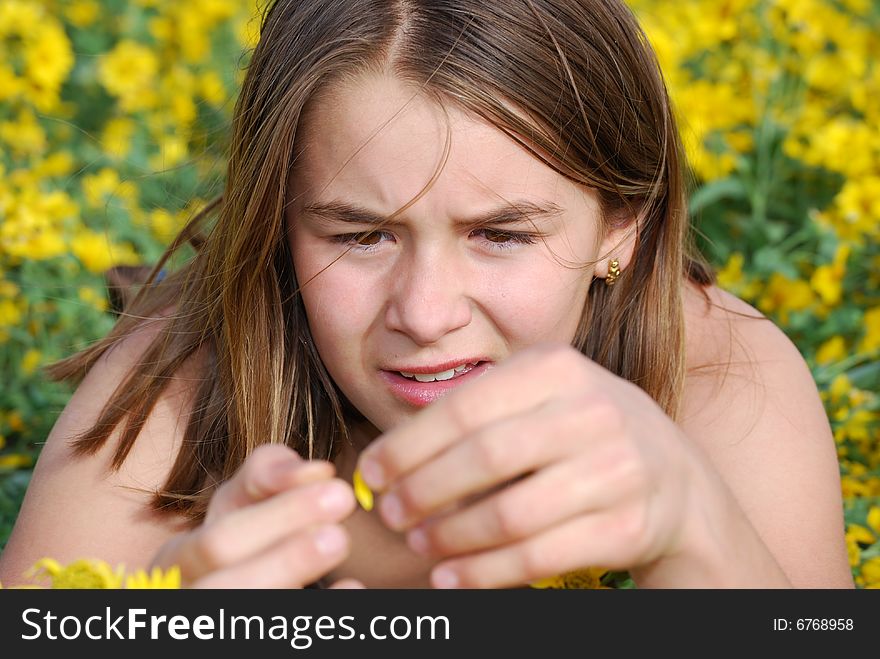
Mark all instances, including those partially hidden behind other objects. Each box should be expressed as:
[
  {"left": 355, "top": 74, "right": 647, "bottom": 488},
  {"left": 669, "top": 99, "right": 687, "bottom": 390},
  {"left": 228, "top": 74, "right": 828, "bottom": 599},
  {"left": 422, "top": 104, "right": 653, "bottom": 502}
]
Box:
[
  {"left": 20, "top": 349, "right": 42, "bottom": 376},
  {"left": 0, "top": 109, "right": 47, "bottom": 157},
  {"left": 198, "top": 71, "right": 227, "bottom": 105},
  {"left": 859, "top": 307, "right": 880, "bottom": 354},
  {"left": 862, "top": 557, "right": 880, "bottom": 587},
  {"left": 0, "top": 454, "right": 32, "bottom": 469},
  {"left": 79, "top": 286, "right": 109, "bottom": 312},
  {"left": 815, "top": 336, "right": 846, "bottom": 365},
  {"left": 847, "top": 524, "right": 876, "bottom": 546},
  {"left": 810, "top": 244, "right": 850, "bottom": 307},
  {"left": 716, "top": 252, "right": 762, "bottom": 300},
  {"left": 81, "top": 168, "right": 138, "bottom": 209},
  {"left": 71, "top": 230, "right": 140, "bottom": 274},
  {"left": 0, "top": 299, "right": 23, "bottom": 327},
  {"left": 757, "top": 273, "right": 815, "bottom": 324},
  {"left": 867, "top": 507, "right": 880, "bottom": 535},
  {"left": 0, "top": 2, "right": 73, "bottom": 110},
  {"left": 65, "top": 0, "right": 100, "bottom": 27},
  {"left": 149, "top": 134, "right": 189, "bottom": 171},
  {"left": 101, "top": 118, "right": 137, "bottom": 159},
  {"left": 98, "top": 40, "right": 160, "bottom": 112}
]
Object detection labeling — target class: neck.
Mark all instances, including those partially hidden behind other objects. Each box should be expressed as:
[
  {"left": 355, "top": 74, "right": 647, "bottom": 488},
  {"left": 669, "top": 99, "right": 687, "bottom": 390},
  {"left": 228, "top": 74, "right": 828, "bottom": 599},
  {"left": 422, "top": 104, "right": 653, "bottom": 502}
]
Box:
[{"left": 328, "top": 421, "right": 436, "bottom": 588}]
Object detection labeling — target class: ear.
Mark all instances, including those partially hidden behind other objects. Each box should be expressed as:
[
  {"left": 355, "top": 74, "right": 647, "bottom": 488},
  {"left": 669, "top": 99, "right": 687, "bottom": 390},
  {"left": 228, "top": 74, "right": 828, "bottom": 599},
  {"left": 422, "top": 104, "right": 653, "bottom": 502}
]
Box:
[{"left": 593, "top": 213, "right": 639, "bottom": 281}]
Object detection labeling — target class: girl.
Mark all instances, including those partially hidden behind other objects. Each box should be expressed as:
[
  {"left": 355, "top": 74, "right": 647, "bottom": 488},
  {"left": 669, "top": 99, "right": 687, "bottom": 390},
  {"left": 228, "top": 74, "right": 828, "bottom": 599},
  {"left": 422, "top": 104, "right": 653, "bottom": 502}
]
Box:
[{"left": 0, "top": 0, "right": 853, "bottom": 589}]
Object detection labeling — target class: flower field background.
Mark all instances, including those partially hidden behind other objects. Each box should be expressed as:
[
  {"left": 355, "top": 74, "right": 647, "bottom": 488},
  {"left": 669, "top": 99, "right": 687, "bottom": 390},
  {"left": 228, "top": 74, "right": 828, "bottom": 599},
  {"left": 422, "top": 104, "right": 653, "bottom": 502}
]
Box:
[{"left": 0, "top": 0, "right": 878, "bottom": 587}]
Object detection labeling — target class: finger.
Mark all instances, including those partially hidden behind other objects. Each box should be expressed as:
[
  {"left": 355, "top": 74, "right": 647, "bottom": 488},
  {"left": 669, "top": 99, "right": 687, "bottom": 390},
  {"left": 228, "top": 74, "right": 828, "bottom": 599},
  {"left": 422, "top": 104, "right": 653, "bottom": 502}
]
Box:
[
  {"left": 207, "top": 445, "right": 334, "bottom": 521},
  {"left": 175, "top": 479, "right": 355, "bottom": 582},
  {"left": 429, "top": 511, "right": 638, "bottom": 589},
  {"left": 407, "top": 444, "right": 639, "bottom": 555},
  {"left": 190, "top": 524, "right": 351, "bottom": 589},
  {"left": 328, "top": 578, "right": 366, "bottom": 589},
  {"left": 376, "top": 399, "right": 574, "bottom": 530},
  {"left": 359, "top": 343, "right": 597, "bottom": 490}
]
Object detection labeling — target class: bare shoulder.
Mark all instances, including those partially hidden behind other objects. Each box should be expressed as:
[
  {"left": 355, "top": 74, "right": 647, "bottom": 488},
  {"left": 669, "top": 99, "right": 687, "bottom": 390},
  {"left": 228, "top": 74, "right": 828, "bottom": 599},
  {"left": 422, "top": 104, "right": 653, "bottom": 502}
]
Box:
[
  {"left": 0, "top": 311, "right": 199, "bottom": 587},
  {"left": 679, "top": 281, "right": 852, "bottom": 587}
]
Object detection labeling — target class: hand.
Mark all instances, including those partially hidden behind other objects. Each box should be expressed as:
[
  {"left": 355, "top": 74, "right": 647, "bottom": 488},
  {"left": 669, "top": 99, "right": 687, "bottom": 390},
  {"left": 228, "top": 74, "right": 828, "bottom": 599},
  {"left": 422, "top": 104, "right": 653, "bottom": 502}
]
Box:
[
  {"left": 357, "top": 342, "right": 711, "bottom": 589},
  {"left": 151, "top": 444, "right": 362, "bottom": 588}
]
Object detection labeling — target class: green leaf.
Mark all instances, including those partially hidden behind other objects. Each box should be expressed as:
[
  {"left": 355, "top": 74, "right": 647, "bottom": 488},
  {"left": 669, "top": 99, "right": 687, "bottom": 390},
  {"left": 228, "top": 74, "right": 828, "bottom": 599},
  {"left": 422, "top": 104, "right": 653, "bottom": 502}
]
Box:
[{"left": 689, "top": 177, "right": 750, "bottom": 216}]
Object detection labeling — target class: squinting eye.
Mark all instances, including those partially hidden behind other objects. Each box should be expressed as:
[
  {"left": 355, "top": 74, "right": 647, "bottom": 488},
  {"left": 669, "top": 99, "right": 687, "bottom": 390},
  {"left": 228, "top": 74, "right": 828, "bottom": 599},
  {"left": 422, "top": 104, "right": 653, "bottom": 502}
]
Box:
[
  {"left": 353, "top": 232, "right": 382, "bottom": 246},
  {"left": 328, "top": 231, "right": 391, "bottom": 250},
  {"left": 482, "top": 229, "right": 514, "bottom": 243},
  {"left": 473, "top": 228, "right": 539, "bottom": 248}
]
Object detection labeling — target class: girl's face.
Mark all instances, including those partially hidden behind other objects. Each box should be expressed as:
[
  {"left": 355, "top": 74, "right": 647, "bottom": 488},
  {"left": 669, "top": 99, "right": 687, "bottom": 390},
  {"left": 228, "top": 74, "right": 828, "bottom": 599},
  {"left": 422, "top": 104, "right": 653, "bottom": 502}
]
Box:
[{"left": 288, "top": 73, "right": 624, "bottom": 434}]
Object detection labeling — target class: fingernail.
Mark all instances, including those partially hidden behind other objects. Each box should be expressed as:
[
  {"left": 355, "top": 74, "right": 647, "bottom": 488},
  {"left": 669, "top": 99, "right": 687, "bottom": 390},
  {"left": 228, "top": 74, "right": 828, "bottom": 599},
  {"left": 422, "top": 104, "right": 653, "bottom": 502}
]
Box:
[
  {"left": 432, "top": 566, "right": 459, "bottom": 589},
  {"left": 359, "top": 458, "right": 385, "bottom": 490},
  {"left": 407, "top": 528, "right": 430, "bottom": 555},
  {"left": 380, "top": 493, "right": 404, "bottom": 529},
  {"left": 318, "top": 483, "right": 352, "bottom": 513},
  {"left": 314, "top": 526, "right": 347, "bottom": 555}
]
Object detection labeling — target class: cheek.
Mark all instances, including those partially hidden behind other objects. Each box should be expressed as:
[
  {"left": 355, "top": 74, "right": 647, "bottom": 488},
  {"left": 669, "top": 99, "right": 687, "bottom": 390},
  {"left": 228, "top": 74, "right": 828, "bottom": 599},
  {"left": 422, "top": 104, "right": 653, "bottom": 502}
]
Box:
[
  {"left": 487, "top": 260, "right": 590, "bottom": 344},
  {"left": 292, "top": 245, "right": 370, "bottom": 359},
  {"left": 299, "top": 273, "right": 367, "bottom": 345}
]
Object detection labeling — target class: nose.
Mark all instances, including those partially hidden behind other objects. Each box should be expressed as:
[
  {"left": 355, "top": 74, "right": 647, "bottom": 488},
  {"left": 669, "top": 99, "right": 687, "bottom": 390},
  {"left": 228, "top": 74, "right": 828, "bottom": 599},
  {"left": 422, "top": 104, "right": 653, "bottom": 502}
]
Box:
[{"left": 384, "top": 247, "right": 472, "bottom": 345}]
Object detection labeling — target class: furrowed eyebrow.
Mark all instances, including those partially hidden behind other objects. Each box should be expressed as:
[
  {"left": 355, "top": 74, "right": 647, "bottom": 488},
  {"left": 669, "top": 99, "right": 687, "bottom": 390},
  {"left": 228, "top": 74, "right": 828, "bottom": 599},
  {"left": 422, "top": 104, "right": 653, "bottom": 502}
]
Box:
[{"left": 301, "top": 200, "right": 564, "bottom": 230}]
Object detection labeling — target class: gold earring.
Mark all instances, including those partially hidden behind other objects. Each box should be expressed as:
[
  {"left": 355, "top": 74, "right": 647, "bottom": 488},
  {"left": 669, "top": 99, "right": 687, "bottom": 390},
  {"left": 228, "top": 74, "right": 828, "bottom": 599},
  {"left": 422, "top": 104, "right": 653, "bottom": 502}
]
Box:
[{"left": 605, "top": 258, "right": 620, "bottom": 286}]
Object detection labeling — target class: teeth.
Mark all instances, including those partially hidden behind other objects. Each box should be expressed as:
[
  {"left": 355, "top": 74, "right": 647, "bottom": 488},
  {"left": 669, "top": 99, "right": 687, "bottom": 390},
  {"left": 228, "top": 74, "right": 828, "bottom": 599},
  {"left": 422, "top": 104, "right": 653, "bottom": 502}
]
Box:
[
  {"left": 398, "top": 362, "right": 479, "bottom": 382},
  {"left": 415, "top": 369, "right": 455, "bottom": 382}
]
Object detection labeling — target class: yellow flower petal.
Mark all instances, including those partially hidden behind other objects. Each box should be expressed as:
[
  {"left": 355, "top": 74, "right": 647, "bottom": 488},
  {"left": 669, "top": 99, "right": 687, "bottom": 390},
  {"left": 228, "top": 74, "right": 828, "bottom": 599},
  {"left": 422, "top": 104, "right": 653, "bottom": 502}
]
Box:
[
  {"left": 353, "top": 468, "right": 374, "bottom": 511},
  {"left": 529, "top": 567, "right": 608, "bottom": 589}
]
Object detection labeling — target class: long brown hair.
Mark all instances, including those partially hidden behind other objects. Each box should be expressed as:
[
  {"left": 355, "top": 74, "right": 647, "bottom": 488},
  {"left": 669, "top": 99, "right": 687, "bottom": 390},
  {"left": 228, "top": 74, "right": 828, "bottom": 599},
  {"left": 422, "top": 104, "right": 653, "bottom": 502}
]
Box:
[{"left": 47, "top": 0, "right": 717, "bottom": 523}]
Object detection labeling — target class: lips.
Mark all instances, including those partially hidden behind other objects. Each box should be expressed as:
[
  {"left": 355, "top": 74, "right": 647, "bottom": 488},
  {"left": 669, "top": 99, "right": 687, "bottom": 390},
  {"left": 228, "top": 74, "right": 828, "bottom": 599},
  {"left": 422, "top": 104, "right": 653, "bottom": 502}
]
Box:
[{"left": 379, "top": 361, "right": 493, "bottom": 407}]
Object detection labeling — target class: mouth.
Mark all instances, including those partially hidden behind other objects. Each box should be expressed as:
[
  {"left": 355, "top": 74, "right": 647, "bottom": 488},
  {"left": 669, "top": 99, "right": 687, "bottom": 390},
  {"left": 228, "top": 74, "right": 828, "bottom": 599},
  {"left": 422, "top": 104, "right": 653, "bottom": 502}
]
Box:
[{"left": 379, "top": 360, "right": 494, "bottom": 407}]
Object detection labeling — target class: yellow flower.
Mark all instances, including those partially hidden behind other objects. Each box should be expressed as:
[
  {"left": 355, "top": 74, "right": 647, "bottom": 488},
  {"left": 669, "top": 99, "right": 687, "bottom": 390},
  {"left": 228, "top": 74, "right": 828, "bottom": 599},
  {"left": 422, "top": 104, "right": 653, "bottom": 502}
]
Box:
[
  {"left": 861, "top": 557, "right": 880, "bottom": 587},
  {"left": 81, "top": 168, "right": 138, "bottom": 209},
  {"left": 757, "top": 273, "right": 815, "bottom": 324},
  {"left": 0, "top": 299, "right": 22, "bottom": 327},
  {"left": 97, "top": 40, "right": 159, "bottom": 111},
  {"left": 828, "top": 374, "right": 852, "bottom": 406},
  {"left": 20, "top": 349, "right": 42, "bottom": 376},
  {"left": 0, "top": 109, "right": 47, "bottom": 156},
  {"left": 0, "top": 454, "right": 33, "bottom": 469},
  {"left": 7, "top": 410, "right": 23, "bottom": 432},
  {"left": 79, "top": 286, "right": 108, "bottom": 312},
  {"left": 148, "top": 134, "right": 189, "bottom": 171},
  {"left": 530, "top": 567, "right": 609, "bottom": 589},
  {"left": 353, "top": 468, "right": 374, "bottom": 511},
  {"left": 14, "top": 558, "right": 182, "bottom": 589},
  {"left": 846, "top": 537, "right": 861, "bottom": 566},
  {"left": 867, "top": 506, "right": 880, "bottom": 535},
  {"left": 810, "top": 244, "right": 850, "bottom": 307},
  {"left": 28, "top": 558, "right": 124, "bottom": 589},
  {"left": 24, "top": 23, "right": 75, "bottom": 108},
  {"left": 815, "top": 336, "right": 846, "bottom": 365},
  {"left": 71, "top": 230, "right": 140, "bottom": 274},
  {"left": 125, "top": 565, "right": 182, "bottom": 589},
  {"left": 846, "top": 524, "right": 876, "bottom": 546},
  {"left": 101, "top": 118, "right": 136, "bottom": 159},
  {"left": 198, "top": 71, "right": 227, "bottom": 105},
  {"left": 860, "top": 307, "right": 880, "bottom": 354},
  {"left": 65, "top": 0, "right": 100, "bottom": 27}
]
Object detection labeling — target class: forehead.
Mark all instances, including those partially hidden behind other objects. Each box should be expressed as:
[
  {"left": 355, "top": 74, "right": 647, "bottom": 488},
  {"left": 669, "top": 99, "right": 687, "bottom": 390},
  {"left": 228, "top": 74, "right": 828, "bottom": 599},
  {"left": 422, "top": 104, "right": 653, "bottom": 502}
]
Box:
[{"left": 292, "top": 72, "right": 590, "bottom": 214}]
